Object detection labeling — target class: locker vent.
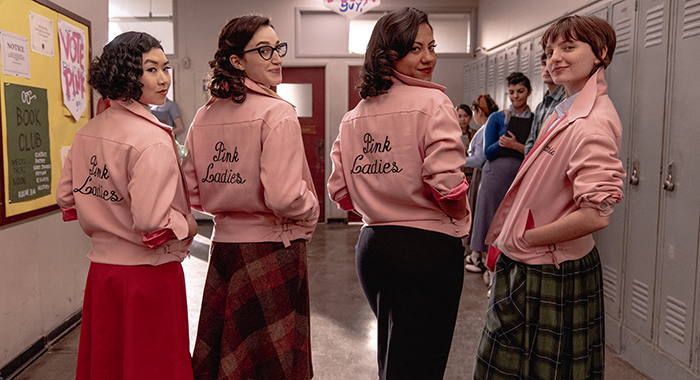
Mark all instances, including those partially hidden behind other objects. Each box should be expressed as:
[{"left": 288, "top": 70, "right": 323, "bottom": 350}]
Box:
[
  {"left": 664, "top": 296, "right": 687, "bottom": 343},
  {"left": 682, "top": 0, "right": 700, "bottom": 39},
  {"left": 471, "top": 67, "right": 478, "bottom": 95},
  {"left": 644, "top": 3, "right": 665, "bottom": 48},
  {"left": 487, "top": 60, "right": 496, "bottom": 90},
  {"left": 464, "top": 67, "right": 470, "bottom": 91},
  {"left": 478, "top": 61, "right": 486, "bottom": 92},
  {"left": 497, "top": 57, "right": 506, "bottom": 85},
  {"left": 602, "top": 265, "right": 618, "bottom": 303},
  {"left": 615, "top": 15, "right": 633, "bottom": 54},
  {"left": 533, "top": 57, "right": 542, "bottom": 77},
  {"left": 631, "top": 279, "right": 650, "bottom": 321},
  {"left": 520, "top": 45, "right": 530, "bottom": 75},
  {"left": 507, "top": 51, "right": 518, "bottom": 75}
]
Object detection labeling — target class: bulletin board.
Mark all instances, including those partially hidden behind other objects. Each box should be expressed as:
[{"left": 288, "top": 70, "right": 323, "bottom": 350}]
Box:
[{"left": 0, "top": 0, "right": 91, "bottom": 226}]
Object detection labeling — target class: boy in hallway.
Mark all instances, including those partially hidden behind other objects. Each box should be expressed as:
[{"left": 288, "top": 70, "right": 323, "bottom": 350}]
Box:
[{"left": 524, "top": 52, "right": 566, "bottom": 156}]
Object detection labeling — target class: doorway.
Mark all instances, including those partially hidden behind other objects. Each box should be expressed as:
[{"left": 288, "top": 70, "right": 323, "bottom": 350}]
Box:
[{"left": 279, "top": 66, "right": 326, "bottom": 222}]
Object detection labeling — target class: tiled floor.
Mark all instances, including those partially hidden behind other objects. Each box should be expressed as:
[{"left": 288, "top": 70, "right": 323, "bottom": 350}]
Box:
[{"left": 12, "top": 222, "right": 651, "bottom": 380}]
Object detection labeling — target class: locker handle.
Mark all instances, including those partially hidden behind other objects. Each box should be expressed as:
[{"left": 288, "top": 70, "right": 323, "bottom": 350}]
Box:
[
  {"left": 628, "top": 160, "right": 639, "bottom": 186},
  {"left": 663, "top": 162, "right": 674, "bottom": 192}
]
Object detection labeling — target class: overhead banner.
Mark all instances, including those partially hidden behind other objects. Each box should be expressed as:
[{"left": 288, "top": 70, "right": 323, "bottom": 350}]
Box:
[
  {"left": 4, "top": 83, "right": 51, "bottom": 204},
  {"left": 323, "top": 0, "right": 380, "bottom": 19},
  {"left": 57, "top": 19, "right": 87, "bottom": 121}
]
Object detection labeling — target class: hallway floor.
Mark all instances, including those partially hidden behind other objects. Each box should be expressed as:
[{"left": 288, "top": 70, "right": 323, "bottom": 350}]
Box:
[{"left": 13, "top": 222, "right": 650, "bottom": 380}]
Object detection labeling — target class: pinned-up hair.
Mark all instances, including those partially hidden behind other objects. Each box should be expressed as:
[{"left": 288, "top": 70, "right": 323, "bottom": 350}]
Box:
[
  {"left": 506, "top": 72, "right": 531, "bottom": 91},
  {"left": 359, "top": 7, "right": 430, "bottom": 99},
  {"left": 472, "top": 94, "right": 499, "bottom": 116},
  {"left": 88, "top": 32, "right": 163, "bottom": 101},
  {"left": 208, "top": 15, "right": 272, "bottom": 103}
]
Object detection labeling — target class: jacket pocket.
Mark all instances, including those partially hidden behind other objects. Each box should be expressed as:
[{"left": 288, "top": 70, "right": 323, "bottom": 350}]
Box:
[{"left": 502, "top": 208, "right": 533, "bottom": 255}]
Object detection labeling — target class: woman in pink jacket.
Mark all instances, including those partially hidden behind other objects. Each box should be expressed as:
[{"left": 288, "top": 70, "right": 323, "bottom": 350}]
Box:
[
  {"left": 56, "top": 32, "right": 198, "bottom": 380},
  {"left": 182, "top": 15, "right": 318, "bottom": 380},
  {"left": 473, "top": 16, "right": 626, "bottom": 379},
  {"left": 328, "top": 7, "right": 470, "bottom": 380}
]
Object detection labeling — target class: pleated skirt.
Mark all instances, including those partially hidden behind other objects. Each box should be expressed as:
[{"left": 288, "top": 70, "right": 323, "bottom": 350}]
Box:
[
  {"left": 192, "top": 240, "right": 312, "bottom": 380},
  {"left": 474, "top": 248, "right": 605, "bottom": 380}
]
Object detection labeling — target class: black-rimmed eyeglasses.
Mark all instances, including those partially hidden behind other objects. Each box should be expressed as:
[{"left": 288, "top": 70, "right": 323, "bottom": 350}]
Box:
[{"left": 241, "top": 43, "right": 288, "bottom": 61}]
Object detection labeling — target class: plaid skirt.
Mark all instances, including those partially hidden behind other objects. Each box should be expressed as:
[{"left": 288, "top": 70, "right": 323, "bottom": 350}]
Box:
[
  {"left": 192, "top": 240, "right": 312, "bottom": 380},
  {"left": 474, "top": 247, "right": 605, "bottom": 380}
]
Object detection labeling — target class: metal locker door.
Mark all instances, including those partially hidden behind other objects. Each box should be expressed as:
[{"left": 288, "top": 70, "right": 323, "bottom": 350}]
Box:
[
  {"left": 518, "top": 40, "right": 531, "bottom": 81},
  {"left": 486, "top": 55, "right": 497, "bottom": 103},
  {"left": 623, "top": 0, "right": 671, "bottom": 342},
  {"left": 518, "top": 40, "right": 533, "bottom": 110},
  {"left": 494, "top": 50, "right": 507, "bottom": 108},
  {"left": 505, "top": 45, "right": 519, "bottom": 107},
  {"left": 530, "top": 34, "right": 545, "bottom": 112},
  {"left": 463, "top": 63, "right": 471, "bottom": 105},
  {"left": 469, "top": 61, "right": 479, "bottom": 104},
  {"left": 477, "top": 57, "right": 487, "bottom": 96},
  {"left": 656, "top": 0, "right": 700, "bottom": 365},
  {"left": 594, "top": 0, "right": 636, "bottom": 352}
]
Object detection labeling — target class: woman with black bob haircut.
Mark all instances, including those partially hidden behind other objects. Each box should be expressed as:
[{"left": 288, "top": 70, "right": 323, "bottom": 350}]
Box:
[
  {"left": 328, "top": 7, "right": 470, "bottom": 380},
  {"left": 182, "top": 14, "right": 318, "bottom": 380},
  {"left": 57, "top": 31, "right": 198, "bottom": 380}
]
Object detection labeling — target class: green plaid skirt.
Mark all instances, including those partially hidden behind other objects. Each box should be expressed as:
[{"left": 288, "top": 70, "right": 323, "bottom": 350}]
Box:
[{"left": 474, "top": 247, "right": 604, "bottom": 380}]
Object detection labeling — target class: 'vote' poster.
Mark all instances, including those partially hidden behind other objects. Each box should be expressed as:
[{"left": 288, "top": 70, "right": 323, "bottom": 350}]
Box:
[{"left": 57, "top": 19, "right": 86, "bottom": 121}]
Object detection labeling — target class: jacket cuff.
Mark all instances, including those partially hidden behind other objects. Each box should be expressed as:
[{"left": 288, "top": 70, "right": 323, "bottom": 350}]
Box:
[
  {"left": 432, "top": 177, "right": 469, "bottom": 201},
  {"left": 142, "top": 229, "right": 175, "bottom": 248},
  {"left": 61, "top": 207, "right": 78, "bottom": 222},
  {"left": 335, "top": 193, "right": 355, "bottom": 211}
]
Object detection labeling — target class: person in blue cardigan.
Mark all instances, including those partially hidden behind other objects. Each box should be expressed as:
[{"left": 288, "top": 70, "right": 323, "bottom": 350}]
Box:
[{"left": 469, "top": 73, "right": 533, "bottom": 284}]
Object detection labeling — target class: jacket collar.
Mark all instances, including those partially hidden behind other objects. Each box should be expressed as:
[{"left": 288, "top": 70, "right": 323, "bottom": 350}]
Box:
[
  {"left": 515, "top": 68, "right": 608, "bottom": 178},
  {"left": 392, "top": 70, "right": 446, "bottom": 92},
  {"left": 112, "top": 99, "right": 171, "bottom": 132},
  {"left": 565, "top": 67, "right": 607, "bottom": 122},
  {"left": 205, "top": 78, "right": 296, "bottom": 108}
]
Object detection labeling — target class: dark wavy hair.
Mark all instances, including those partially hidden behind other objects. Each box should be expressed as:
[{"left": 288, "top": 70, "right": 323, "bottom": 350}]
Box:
[
  {"left": 506, "top": 71, "right": 531, "bottom": 91},
  {"left": 359, "top": 7, "right": 430, "bottom": 99},
  {"left": 457, "top": 103, "right": 472, "bottom": 117},
  {"left": 542, "top": 15, "right": 616, "bottom": 76},
  {"left": 88, "top": 32, "right": 163, "bottom": 101},
  {"left": 208, "top": 15, "right": 271, "bottom": 103},
  {"left": 471, "top": 94, "right": 499, "bottom": 116}
]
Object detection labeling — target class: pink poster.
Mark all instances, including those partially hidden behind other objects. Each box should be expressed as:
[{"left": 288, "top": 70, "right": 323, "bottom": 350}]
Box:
[{"left": 57, "top": 19, "right": 86, "bottom": 121}]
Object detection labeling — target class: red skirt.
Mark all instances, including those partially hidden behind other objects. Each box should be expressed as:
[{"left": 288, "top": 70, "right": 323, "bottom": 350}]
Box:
[{"left": 76, "top": 261, "right": 194, "bottom": 380}]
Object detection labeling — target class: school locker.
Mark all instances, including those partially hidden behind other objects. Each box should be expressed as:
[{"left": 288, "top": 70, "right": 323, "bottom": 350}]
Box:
[
  {"left": 593, "top": 0, "right": 636, "bottom": 353},
  {"left": 621, "top": 0, "right": 670, "bottom": 345}
]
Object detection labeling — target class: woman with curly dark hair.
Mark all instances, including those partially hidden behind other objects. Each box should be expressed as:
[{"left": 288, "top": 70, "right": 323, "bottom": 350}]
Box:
[
  {"left": 328, "top": 7, "right": 470, "bottom": 380},
  {"left": 181, "top": 15, "right": 318, "bottom": 380},
  {"left": 56, "top": 31, "right": 198, "bottom": 380}
]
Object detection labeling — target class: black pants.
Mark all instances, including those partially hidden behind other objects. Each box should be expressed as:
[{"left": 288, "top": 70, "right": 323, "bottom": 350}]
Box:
[{"left": 356, "top": 226, "right": 464, "bottom": 380}]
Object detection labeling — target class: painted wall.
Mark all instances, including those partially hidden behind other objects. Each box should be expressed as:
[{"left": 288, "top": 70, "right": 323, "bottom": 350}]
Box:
[
  {"left": 476, "top": 0, "right": 595, "bottom": 52},
  {"left": 172, "top": 0, "right": 478, "bottom": 220},
  {"left": 0, "top": 0, "right": 108, "bottom": 370}
]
